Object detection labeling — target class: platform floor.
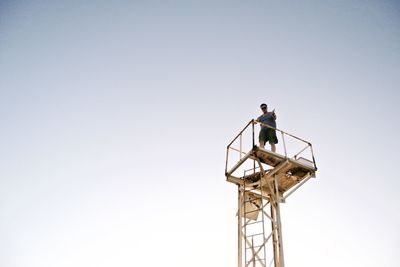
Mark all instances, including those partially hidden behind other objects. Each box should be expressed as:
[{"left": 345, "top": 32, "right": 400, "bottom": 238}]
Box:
[{"left": 227, "top": 146, "right": 317, "bottom": 197}]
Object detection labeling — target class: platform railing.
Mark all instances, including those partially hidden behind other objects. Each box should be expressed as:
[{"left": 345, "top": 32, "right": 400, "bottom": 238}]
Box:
[{"left": 225, "top": 120, "right": 317, "bottom": 176}]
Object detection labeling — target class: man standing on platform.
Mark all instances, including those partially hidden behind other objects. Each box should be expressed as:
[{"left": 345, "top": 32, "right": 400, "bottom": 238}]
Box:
[{"left": 257, "top": 103, "right": 278, "bottom": 152}]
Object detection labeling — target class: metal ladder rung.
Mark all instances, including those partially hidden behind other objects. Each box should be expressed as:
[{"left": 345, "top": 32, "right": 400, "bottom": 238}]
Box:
[
  {"left": 247, "top": 258, "right": 266, "bottom": 263},
  {"left": 245, "top": 220, "right": 263, "bottom": 226},
  {"left": 245, "top": 244, "right": 265, "bottom": 250},
  {"left": 247, "top": 258, "right": 266, "bottom": 264},
  {"left": 246, "top": 258, "right": 266, "bottom": 267},
  {"left": 246, "top": 233, "right": 264, "bottom": 238}
]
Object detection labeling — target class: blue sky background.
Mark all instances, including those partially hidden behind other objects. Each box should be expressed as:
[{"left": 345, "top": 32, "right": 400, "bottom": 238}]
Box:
[{"left": 1, "top": 1, "right": 399, "bottom": 266}]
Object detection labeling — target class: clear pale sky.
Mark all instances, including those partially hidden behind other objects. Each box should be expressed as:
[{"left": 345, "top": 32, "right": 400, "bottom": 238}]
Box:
[{"left": 1, "top": 1, "right": 399, "bottom": 266}]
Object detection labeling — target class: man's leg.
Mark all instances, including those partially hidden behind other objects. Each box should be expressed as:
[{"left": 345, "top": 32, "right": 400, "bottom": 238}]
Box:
[
  {"left": 270, "top": 142, "right": 276, "bottom": 153},
  {"left": 260, "top": 140, "right": 265, "bottom": 148}
]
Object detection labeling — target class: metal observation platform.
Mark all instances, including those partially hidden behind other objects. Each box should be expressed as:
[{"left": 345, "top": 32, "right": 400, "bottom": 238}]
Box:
[{"left": 225, "top": 120, "right": 317, "bottom": 267}]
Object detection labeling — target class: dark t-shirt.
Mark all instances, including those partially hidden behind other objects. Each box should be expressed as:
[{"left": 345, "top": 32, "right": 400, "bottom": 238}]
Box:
[{"left": 257, "top": 112, "right": 276, "bottom": 128}]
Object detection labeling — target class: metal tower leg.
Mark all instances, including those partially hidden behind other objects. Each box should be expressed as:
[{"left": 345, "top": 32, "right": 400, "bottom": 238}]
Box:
[
  {"left": 270, "top": 174, "right": 285, "bottom": 267},
  {"left": 238, "top": 185, "right": 243, "bottom": 267}
]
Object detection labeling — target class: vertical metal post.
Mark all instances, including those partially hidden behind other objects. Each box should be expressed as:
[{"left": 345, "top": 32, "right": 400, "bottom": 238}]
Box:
[
  {"left": 238, "top": 186, "right": 243, "bottom": 267},
  {"left": 273, "top": 174, "right": 285, "bottom": 267},
  {"left": 243, "top": 185, "right": 247, "bottom": 267},
  {"left": 240, "top": 134, "right": 243, "bottom": 160},
  {"left": 270, "top": 204, "right": 278, "bottom": 267},
  {"left": 251, "top": 237, "right": 256, "bottom": 267},
  {"left": 259, "top": 172, "right": 267, "bottom": 267},
  {"left": 309, "top": 144, "right": 317, "bottom": 170},
  {"left": 225, "top": 147, "right": 230, "bottom": 175},
  {"left": 252, "top": 121, "right": 256, "bottom": 175},
  {"left": 252, "top": 120, "right": 255, "bottom": 147},
  {"left": 281, "top": 132, "right": 287, "bottom": 157}
]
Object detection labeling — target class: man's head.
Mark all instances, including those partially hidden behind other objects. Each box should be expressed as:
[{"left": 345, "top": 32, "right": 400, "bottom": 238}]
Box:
[{"left": 260, "top": 103, "right": 267, "bottom": 113}]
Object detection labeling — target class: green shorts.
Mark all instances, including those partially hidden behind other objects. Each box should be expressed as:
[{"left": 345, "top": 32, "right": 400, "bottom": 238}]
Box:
[{"left": 259, "top": 127, "right": 278, "bottom": 144}]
